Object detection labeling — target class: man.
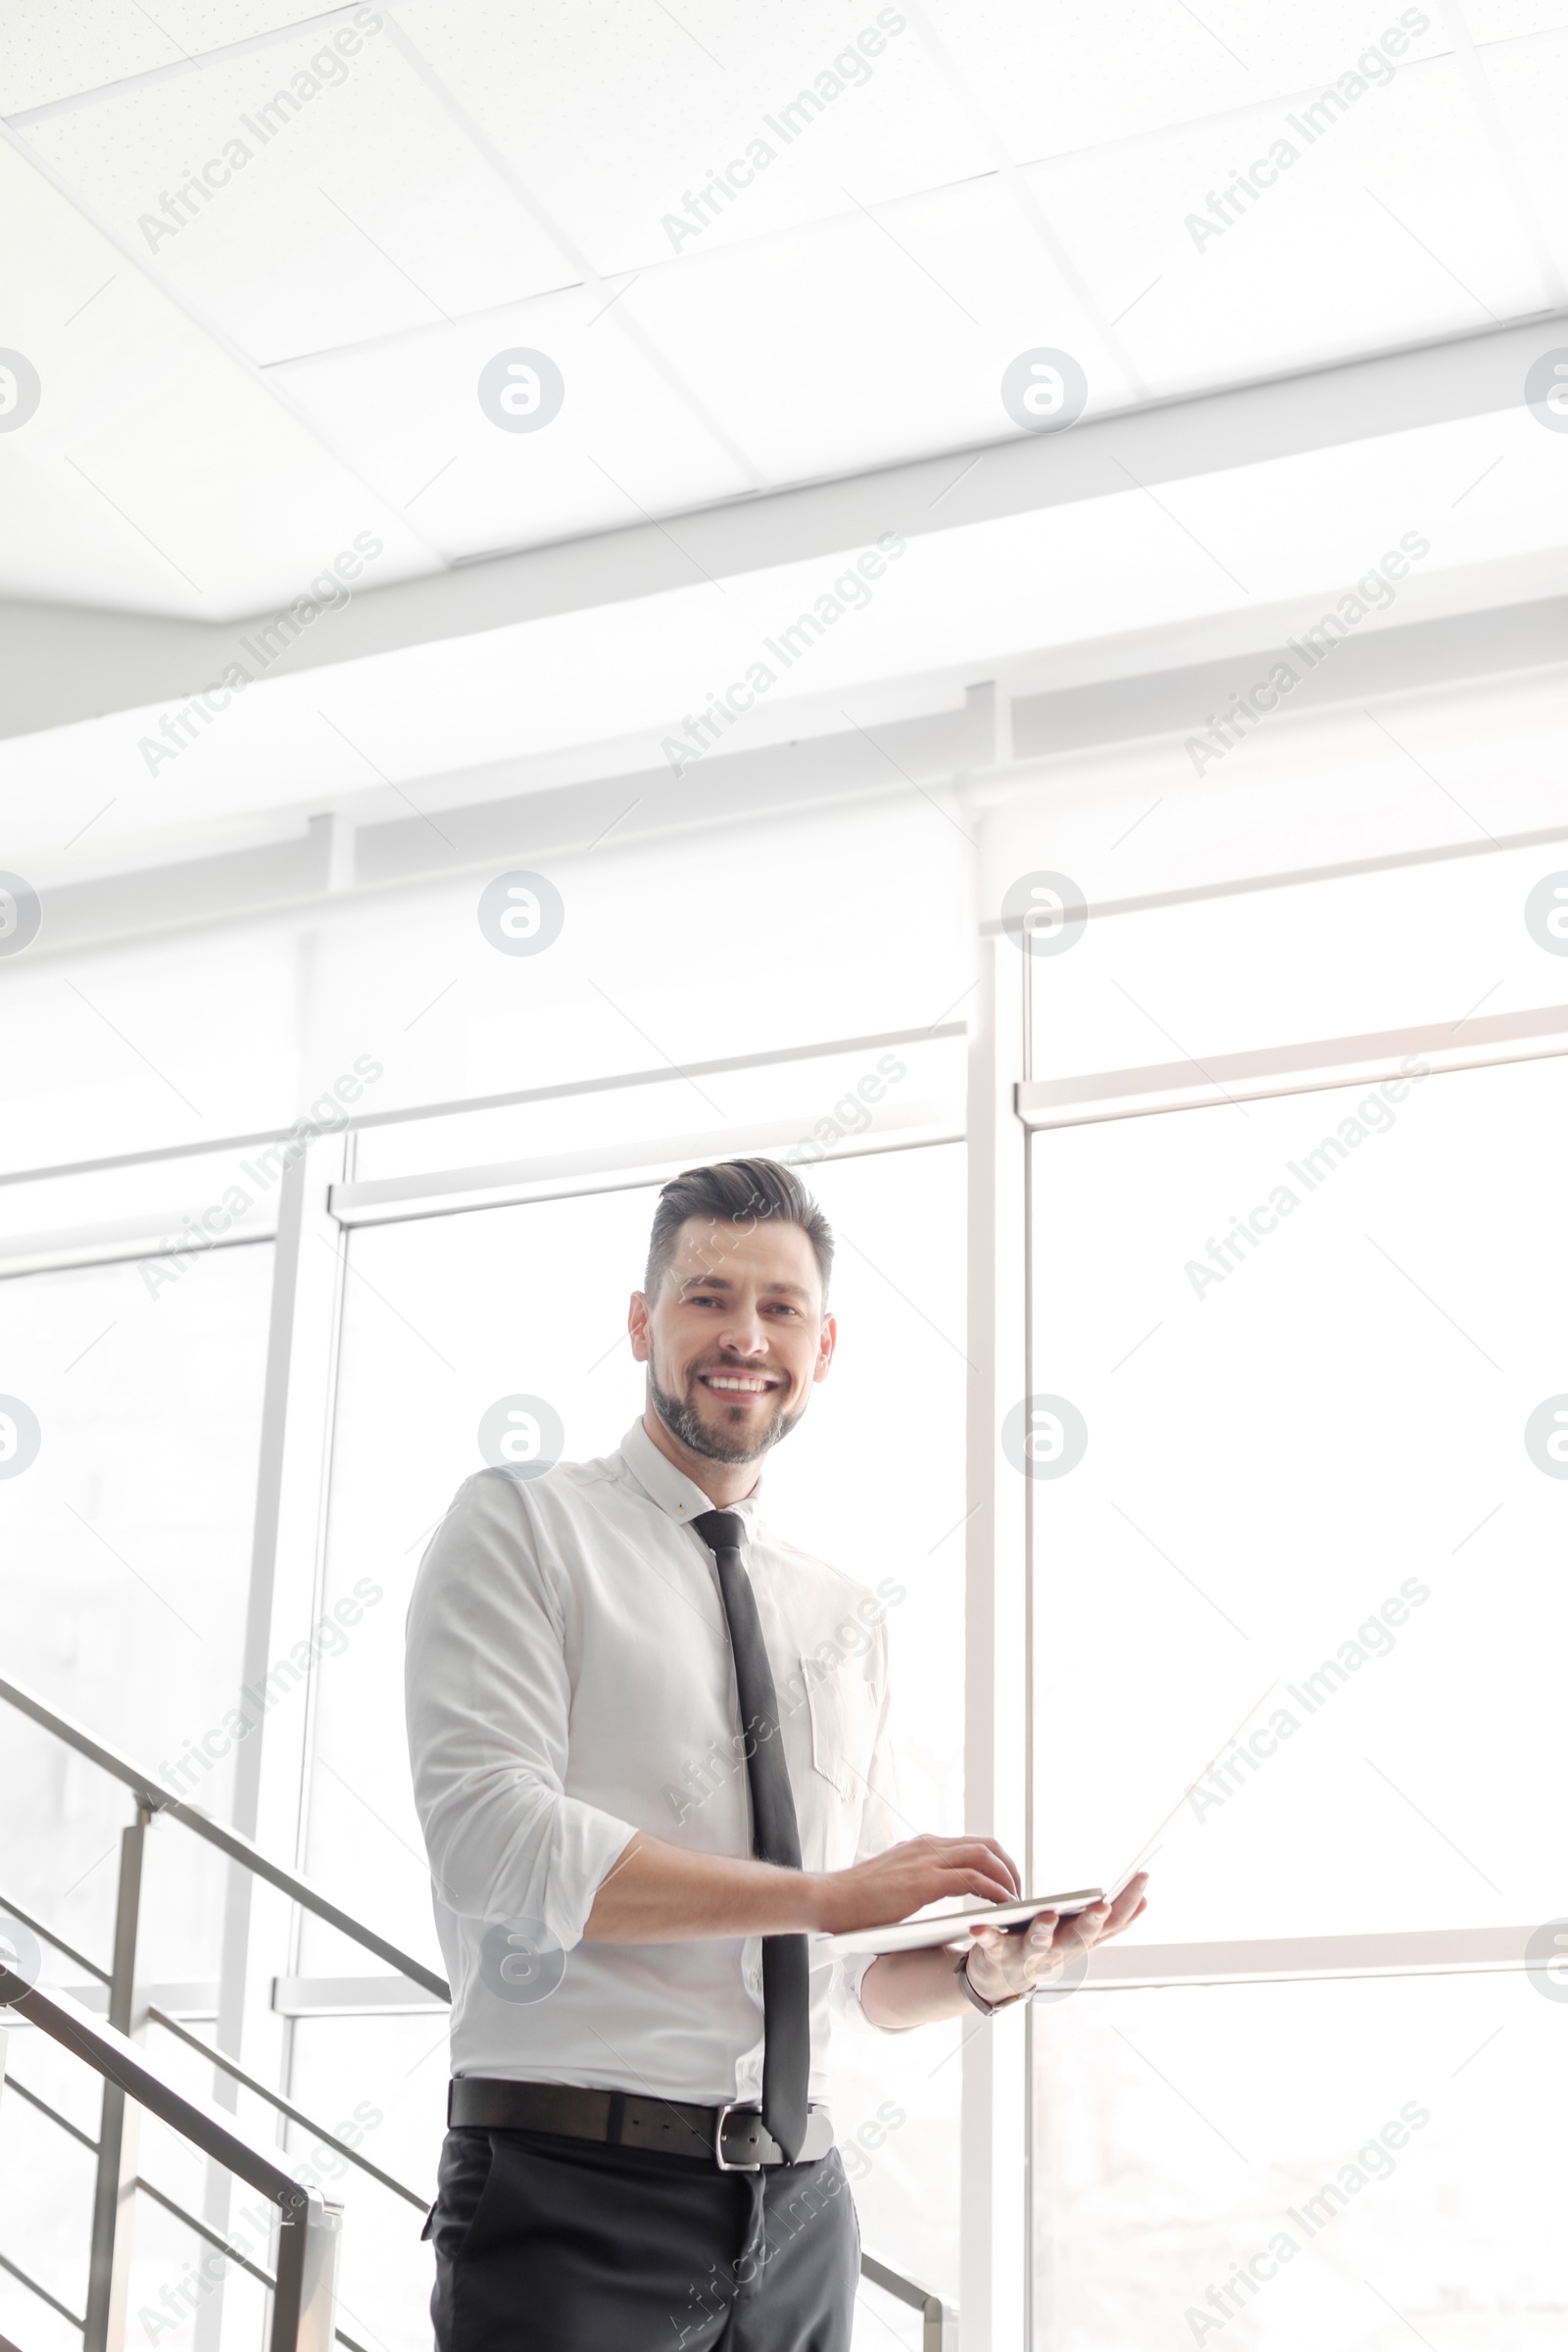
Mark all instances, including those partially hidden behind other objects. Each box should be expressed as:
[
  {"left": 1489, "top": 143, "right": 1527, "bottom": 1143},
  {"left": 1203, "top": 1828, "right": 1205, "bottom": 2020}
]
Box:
[{"left": 408, "top": 1156, "right": 1146, "bottom": 2349}]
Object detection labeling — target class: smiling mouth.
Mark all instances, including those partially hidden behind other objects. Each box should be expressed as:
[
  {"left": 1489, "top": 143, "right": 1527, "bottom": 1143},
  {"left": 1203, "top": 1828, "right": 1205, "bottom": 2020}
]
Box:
[{"left": 698, "top": 1373, "right": 781, "bottom": 1396}]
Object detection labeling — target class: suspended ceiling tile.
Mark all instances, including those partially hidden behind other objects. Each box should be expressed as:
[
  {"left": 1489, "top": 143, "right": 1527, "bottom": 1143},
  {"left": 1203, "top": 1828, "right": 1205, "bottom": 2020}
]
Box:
[
  {"left": 0, "top": 133, "right": 438, "bottom": 615},
  {"left": 919, "top": 0, "right": 1454, "bottom": 165},
  {"left": 1476, "top": 27, "right": 1568, "bottom": 284},
  {"left": 1, "top": 0, "right": 1564, "bottom": 622},
  {"left": 1021, "top": 53, "right": 1550, "bottom": 403},
  {"left": 923, "top": 0, "right": 1250, "bottom": 160},
  {"left": 616, "top": 177, "right": 1141, "bottom": 490},
  {"left": 1462, "top": 0, "right": 1568, "bottom": 34},
  {"left": 21, "top": 17, "right": 581, "bottom": 367},
  {"left": 387, "top": 0, "right": 993, "bottom": 276},
  {"left": 0, "top": 0, "right": 326, "bottom": 115},
  {"left": 269, "top": 280, "right": 759, "bottom": 561}
]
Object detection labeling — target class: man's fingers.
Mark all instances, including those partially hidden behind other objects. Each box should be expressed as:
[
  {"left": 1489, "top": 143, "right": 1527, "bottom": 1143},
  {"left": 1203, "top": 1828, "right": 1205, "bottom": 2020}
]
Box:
[
  {"left": 960, "top": 1874, "right": 1019, "bottom": 1905},
  {"left": 972, "top": 1835, "right": 1022, "bottom": 1894},
  {"left": 1058, "top": 1875, "right": 1150, "bottom": 1950},
  {"left": 941, "top": 1865, "right": 1020, "bottom": 1906},
  {"left": 918, "top": 1835, "right": 1020, "bottom": 1894},
  {"left": 1098, "top": 1893, "right": 1148, "bottom": 1944},
  {"left": 922, "top": 1842, "right": 1022, "bottom": 1906},
  {"left": 942, "top": 1836, "right": 1021, "bottom": 1883},
  {"left": 1094, "top": 1875, "right": 1151, "bottom": 1941}
]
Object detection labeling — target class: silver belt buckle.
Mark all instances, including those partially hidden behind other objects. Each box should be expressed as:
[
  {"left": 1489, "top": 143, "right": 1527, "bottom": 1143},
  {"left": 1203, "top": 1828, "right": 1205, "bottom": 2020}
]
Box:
[{"left": 713, "top": 2100, "right": 763, "bottom": 2172}]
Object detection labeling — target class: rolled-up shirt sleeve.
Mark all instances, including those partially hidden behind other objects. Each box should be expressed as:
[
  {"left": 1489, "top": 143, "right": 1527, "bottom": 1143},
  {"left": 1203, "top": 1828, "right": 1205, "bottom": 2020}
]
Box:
[
  {"left": 405, "top": 1470, "right": 638, "bottom": 1956},
  {"left": 830, "top": 1612, "right": 906, "bottom": 2032}
]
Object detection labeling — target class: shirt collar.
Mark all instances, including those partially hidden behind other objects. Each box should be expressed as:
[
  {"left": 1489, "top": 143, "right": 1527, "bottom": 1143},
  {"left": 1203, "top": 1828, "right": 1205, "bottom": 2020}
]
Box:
[{"left": 619, "top": 1415, "right": 762, "bottom": 1531}]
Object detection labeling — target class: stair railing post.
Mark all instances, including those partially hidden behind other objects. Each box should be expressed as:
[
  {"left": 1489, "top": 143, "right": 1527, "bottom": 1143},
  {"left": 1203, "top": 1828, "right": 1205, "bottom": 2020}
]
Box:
[
  {"left": 83, "top": 1799, "right": 151, "bottom": 2352},
  {"left": 924, "top": 2291, "right": 958, "bottom": 2350},
  {"left": 269, "top": 2195, "right": 341, "bottom": 2352}
]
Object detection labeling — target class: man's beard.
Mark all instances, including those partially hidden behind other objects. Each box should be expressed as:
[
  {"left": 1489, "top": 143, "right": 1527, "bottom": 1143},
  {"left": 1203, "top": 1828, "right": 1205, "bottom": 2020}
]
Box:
[{"left": 648, "top": 1367, "right": 802, "bottom": 1465}]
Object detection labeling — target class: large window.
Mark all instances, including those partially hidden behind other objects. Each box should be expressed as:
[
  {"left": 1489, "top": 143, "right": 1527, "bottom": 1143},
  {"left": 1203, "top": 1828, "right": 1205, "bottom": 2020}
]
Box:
[
  {"left": 0, "top": 1243, "right": 274, "bottom": 1948},
  {"left": 1028, "top": 1051, "right": 1566, "bottom": 1942},
  {"left": 1012, "top": 815, "right": 1568, "bottom": 2343},
  {"left": 0, "top": 1241, "right": 273, "bottom": 2352},
  {"left": 1033, "top": 1973, "right": 1566, "bottom": 2349},
  {"left": 1025, "top": 1053, "right": 1568, "bottom": 2337}
]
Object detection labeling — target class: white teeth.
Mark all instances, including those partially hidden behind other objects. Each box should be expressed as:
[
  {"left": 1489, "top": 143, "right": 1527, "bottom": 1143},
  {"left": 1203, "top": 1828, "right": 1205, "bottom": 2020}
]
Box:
[{"left": 705, "top": 1376, "right": 771, "bottom": 1392}]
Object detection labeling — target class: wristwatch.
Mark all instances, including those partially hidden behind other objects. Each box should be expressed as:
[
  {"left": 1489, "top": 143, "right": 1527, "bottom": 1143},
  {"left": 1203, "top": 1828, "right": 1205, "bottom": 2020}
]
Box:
[{"left": 956, "top": 1946, "right": 1032, "bottom": 2017}]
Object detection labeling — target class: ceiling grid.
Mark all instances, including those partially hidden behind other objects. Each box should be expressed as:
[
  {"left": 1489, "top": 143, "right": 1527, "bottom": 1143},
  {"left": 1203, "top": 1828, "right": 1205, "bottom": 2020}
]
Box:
[{"left": 1, "top": 0, "right": 1566, "bottom": 889}]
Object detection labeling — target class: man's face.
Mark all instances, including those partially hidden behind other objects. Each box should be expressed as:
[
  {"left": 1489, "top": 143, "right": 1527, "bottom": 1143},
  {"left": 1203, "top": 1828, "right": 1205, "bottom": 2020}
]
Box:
[{"left": 629, "top": 1214, "right": 835, "bottom": 1466}]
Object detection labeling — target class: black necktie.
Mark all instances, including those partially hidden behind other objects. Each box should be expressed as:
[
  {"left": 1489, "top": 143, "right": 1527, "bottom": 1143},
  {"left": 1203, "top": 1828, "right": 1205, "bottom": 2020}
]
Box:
[{"left": 691, "top": 1507, "right": 810, "bottom": 2161}]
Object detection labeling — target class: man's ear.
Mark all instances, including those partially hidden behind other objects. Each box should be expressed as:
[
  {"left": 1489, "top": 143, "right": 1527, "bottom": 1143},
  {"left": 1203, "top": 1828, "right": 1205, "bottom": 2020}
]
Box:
[
  {"left": 628, "top": 1289, "right": 652, "bottom": 1363},
  {"left": 813, "top": 1312, "right": 838, "bottom": 1385}
]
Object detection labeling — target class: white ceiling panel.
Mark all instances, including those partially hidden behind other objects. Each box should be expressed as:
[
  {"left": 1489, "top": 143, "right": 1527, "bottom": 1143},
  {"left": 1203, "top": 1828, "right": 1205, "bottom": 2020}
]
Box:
[
  {"left": 22, "top": 17, "right": 582, "bottom": 367},
  {"left": 390, "top": 0, "right": 994, "bottom": 276},
  {"left": 0, "top": 130, "right": 437, "bottom": 613},
  {"left": 919, "top": 0, "right": 1455, "bottom": 165},
  {"left": 609, "top": 178, "right": 1140, "bottom": 489},
  {"left": 924, "top": 0, "right": 1252, "bottom": 163},
  {"left": 1, "top": 0, "right": 1565, "bottom": 626},
  {"left": 1460, "top": 0, "right": 1568, "bottom": 35},
  {"left": 0, "top": 0, "right": 322, "bottom": 116},
  {"left": 1024, "top": 53, "right": 1554, "bottom": 398},
  {"left": 1478, "top": 26, "right": 1568, "bottom": 277},
  {"left": 270, "top": 278, "right": 759, "bottom": 560}
]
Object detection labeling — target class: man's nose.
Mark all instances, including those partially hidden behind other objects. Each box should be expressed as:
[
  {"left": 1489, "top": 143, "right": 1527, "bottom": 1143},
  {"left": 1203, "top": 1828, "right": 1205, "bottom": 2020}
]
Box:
[{"left": 717, "top": 1311, "right": 769, "bottom": 1354}]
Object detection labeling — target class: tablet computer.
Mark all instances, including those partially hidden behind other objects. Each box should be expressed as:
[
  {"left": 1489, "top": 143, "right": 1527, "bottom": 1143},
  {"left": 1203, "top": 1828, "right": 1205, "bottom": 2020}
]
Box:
[{"left": 824, "top": 1888, "right": 1104, "bottom": 1958}]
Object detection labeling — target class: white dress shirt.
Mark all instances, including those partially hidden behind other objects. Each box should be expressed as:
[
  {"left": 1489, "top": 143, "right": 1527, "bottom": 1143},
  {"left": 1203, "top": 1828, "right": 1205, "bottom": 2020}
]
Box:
[{"left": 405, "top": 1417, "right": 903, "bottom": 2104}]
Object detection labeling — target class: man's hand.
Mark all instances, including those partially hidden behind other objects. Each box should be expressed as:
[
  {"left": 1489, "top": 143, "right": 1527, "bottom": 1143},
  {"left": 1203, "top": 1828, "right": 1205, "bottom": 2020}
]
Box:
[
  {"left": 962, "top": 1872, "right": 1150, "bottom": 2004},
  {"left": 809, "top": 1834, "right": 1022, "bottom": 1935}
]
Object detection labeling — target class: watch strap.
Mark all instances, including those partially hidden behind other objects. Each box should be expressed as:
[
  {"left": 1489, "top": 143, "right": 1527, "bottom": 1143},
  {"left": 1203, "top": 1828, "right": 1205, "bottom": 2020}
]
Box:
[{"left": 956, "top": 1946, "right": 1031, "bottom": 2017}]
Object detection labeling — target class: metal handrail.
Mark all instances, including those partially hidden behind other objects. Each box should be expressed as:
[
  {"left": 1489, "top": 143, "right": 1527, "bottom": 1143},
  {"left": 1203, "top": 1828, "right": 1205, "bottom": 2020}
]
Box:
[
  {"left": 147, "top": 2009, "right": 426, "bottom": 2211},
  {"left": 124, "top": 2171, "right": 381, "bottom": 2352},
  {"left": 0, "top": 1675, "right": 956, "bottom": 2344},
  {"left": 0, "top": 1671, "right": 448, "bottom": 1998},
  {"left": 859, "top": 2250, "right": 956, "bottom": 2351},
  {"left": 1, "top": 2069, "right": 99, "bottom": 2152},
  {"left": 2, "top": 1980, "right": 316, "bottom": 2211},
  {"left": 0, "top": 1894, "right": 109, "bottom": 1987},
  {"left": 132, "top": 2175, "right": 279, "bottom": 2294},
  {"left": 0, "top": 2111, "right": 347, "bottom": 2332},
  {"left": 0, "top": 2246, "right": 86, "bottom": 2332},
  {"left": 0, "top": 1971, "right": 339, "bottom": 2352}
]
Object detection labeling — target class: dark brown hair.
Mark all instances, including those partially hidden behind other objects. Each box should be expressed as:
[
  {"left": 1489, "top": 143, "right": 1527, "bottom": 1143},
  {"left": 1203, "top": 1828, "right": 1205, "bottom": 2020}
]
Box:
[{"left": 644, "top": 1157, "right": 834, "bottom": 1303}]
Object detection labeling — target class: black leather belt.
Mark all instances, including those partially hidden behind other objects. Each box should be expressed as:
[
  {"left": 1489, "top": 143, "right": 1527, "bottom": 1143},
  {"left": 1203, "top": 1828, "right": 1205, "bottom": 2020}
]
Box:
[{"left": 448, "top": 2077, "right": 834, "bottom": 2170}]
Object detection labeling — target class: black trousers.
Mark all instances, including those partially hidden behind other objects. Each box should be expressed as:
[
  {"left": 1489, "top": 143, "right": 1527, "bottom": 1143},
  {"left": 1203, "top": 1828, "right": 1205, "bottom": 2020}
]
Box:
[{"left": 423, "top": 2126, "right": 860, "bottom": 2352}]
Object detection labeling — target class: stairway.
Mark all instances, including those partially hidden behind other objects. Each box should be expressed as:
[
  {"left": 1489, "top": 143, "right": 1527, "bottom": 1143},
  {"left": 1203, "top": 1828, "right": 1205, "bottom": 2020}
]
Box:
[{"left": 0, "top": 1672, "right": 955, "bottom": 2352}]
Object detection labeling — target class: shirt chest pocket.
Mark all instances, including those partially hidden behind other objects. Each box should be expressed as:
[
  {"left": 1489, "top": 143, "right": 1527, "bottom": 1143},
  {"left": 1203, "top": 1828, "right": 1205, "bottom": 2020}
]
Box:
[{"left": 802, "top": 1657, "right": 880, "bottom": 1825}]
